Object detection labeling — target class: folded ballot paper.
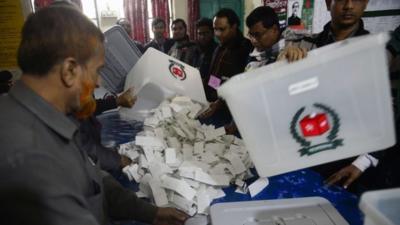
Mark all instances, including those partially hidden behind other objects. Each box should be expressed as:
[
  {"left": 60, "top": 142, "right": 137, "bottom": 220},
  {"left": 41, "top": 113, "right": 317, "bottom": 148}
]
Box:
[{"left": 118, "top": 96, "right": 268, "bottom": 216}]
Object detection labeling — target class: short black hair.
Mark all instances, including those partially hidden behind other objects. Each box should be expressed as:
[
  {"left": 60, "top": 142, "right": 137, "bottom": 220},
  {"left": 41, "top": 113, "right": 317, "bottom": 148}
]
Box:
[
  {"left": 171, "top": 18, "right": 187, "bottom": 30},
  {"left": 214, "top": 8, "right": 240, "bottom": 27},
  {"left": 196, "top": 17, "right": 213, "bottom": 30},
  {"left": 246, "top": 6, "right": 279, "bottom": 29},
  {"left": 152, "top": 18, "right": 165, "bottom": 28},
  {"left": 0, "top": 70, "right": 12, "bottom": 82}
]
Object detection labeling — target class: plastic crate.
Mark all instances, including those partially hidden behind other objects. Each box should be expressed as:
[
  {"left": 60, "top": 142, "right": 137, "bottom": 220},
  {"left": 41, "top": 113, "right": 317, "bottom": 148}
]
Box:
[
  {"left": 218, "top": 33, "right": 395, "bottom": 177},
  {"left": 359, "top": 188, "right": 400, "bottom": 225},
  {"left": 99, "top": 26, "right": 142, "bottom": 94}
]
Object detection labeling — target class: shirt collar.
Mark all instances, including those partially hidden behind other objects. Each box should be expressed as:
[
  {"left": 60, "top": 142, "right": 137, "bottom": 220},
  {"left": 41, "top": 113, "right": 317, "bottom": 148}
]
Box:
[
  {"left": 323, "top": 19, "right": 367, "bottom": 42},
  {"left": 249, "top": 40, "right": 281, "bottom": 61},
  {"left": 9, "top": 81, "right": 78, "bottom": 140}
]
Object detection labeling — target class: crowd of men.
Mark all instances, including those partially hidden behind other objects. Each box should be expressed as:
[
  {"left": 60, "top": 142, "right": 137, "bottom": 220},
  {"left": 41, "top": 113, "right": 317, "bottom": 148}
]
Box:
[{"left": 0, "top": 0, "right": 399, "bottom": 224}]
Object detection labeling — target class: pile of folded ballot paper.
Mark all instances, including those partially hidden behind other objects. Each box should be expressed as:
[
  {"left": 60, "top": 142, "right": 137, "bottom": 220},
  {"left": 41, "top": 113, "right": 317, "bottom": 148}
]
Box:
[{"left": 118, "top": 96, "right": 268, "bottom": 215}]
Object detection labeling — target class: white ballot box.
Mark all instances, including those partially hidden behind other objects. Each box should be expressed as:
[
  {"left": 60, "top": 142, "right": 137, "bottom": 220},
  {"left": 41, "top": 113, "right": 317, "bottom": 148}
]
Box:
[
  {"left": 122, "top": 48, "right": 208, "bottom": 120},
  {"left": 218, "top": 33, "right": 395, "bottom": 177},
  {"left": 360, "top": 188, "right": 400, "bottom": 225}
]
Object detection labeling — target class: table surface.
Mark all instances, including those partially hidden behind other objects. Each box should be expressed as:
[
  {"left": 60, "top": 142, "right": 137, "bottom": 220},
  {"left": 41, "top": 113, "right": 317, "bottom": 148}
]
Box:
[{"left": 98, "top": 112, "right": 364, "bottom": 225}]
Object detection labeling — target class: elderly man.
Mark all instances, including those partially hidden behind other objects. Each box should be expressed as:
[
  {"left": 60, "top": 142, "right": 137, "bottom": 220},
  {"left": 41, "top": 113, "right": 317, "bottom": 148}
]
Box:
[{"left": 0, "top": 5, "right": 187, "bottom": 225}]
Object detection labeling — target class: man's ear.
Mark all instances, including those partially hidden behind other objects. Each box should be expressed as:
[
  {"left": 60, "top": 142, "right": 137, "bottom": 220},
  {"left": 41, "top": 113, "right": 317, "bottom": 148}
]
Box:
[
  {"left": 272, "top": 24, "right": 279, "bottom": 33},
  {"left": 60, "top": 57, "right": 80, "bottom": 88}
]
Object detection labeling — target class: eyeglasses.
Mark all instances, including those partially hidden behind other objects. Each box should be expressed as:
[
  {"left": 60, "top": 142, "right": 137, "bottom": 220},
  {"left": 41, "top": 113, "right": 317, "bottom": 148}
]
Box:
[{"left": 247, "top": 29, "right": 269, "bottom": 41}]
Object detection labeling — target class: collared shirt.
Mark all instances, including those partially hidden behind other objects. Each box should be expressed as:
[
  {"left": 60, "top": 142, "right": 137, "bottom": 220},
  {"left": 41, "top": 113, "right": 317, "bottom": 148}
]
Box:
[
  {"left": 0, "top": 81, "right": 157, "bottom": 224},
  {"left": 285, "top": 20, "right": 370, "bottom": 51},
  {"left": 144, "top": 38, "right": 175, "bottom": 54},
  {"left": 245, "top": 39, "right": 283, "bottom": 71},
  {"left": 168, "top": 36, "right": 197, "bottom": 66},
  {"left": 205, "top": 32, "right": 253, "bottom": 102},
  {"left": 0, "top": 81, "right": 106, "bottom": 224},
  {"left": 193, "top": 40, "right": 218, "bottom": 79}
]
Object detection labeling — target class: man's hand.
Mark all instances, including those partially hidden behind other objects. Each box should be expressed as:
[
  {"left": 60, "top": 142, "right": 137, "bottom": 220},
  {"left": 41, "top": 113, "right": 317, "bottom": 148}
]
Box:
[
  {"left": 199, "top": 100, "right": 220, "bottom": 119},
  {"left": 117, "top": 88, "right": 137, "bottom": 108},
  {"left": 153, "top": 207, "right": 189, "bottom": 225},
  {"left": 120, "top": 155, "right": 132, "bottom": 168},
  {"left": 325, "top": 164, "right": 362, "bottom": 189},
  {"left": 277, "top": 46, "right": 308, "bottom": 62},
  {"left": 224, "top": 122, "right": 237, "bottom": 135}
]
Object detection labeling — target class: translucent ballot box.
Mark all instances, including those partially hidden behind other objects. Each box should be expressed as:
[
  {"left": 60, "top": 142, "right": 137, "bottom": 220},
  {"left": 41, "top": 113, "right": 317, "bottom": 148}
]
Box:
[
  {"left": 122, "top": 48, "right": 208, "bottom": 120},
  {"left": 359, "top": 188, "right": 400, "bottom": 225},
  {"left": 99, "top": 26, "right": 142, "bottom": 94},
  {"left": 218, "top": 33, "right": 395, "bottom": 177}
]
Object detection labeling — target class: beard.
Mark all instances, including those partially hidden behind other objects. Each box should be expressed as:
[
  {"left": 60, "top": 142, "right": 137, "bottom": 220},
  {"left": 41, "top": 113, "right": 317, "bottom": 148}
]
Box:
[{"left": 74, "top": 79, "right": 97, "bottom": 120}]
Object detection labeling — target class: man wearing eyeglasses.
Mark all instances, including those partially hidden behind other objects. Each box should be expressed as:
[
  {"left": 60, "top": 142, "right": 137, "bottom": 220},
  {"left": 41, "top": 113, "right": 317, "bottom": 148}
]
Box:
[{"left": 245, "top": 6, "right": 282, "bottom": 71}]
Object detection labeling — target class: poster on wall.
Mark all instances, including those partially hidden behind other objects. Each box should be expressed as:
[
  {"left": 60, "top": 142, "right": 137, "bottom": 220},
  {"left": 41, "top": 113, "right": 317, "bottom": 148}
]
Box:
[
  {"left": 263, "top": 0, "right": 288, "bottom": 29},
  {"left": 301, "top": 0, "right": 314, "bottom": 32},
  {"left": 287, "top": 0, "right": 303, "bottom": 27}
]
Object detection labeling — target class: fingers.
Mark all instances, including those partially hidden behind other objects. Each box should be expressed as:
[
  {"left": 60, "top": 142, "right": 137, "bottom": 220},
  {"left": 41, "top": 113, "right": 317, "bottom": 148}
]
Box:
[
  {"left": 278, "top": 47, "right": 308, "bottom": 62},
  {"left": 171, "top": 208, "right": 189, "bottom": 222},
  {"left": 287, "top": 47, "right": 307, "bottom": 62},
  {"left": 325, "top": 172, "right": 344, "bottom": 187},
  {"left": 198, "top": 106, "right": 214, "bottom": 119},
  {"left": 343, "top": 175, "right": 357, "bottom": 189},
  {"left": 343, "top": 165, "right": 362, "bottom": 189},
  {"left": 325, "top": 165, "right": 362, "bottom": 189},
  {"left": 132, "top": 95, "right": 137, "bottom": 105},
  {"left": 124, "top": 87, "right": 133, "bottom": 95},
  {"left": 117, "top": 88, "right": 137, "bottom": 108},
  {"left": 154, "top": 208, "right": 188, "bottom": 225}
]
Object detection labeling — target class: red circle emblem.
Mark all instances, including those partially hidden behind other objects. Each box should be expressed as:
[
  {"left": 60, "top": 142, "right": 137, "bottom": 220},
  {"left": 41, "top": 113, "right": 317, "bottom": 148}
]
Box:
[{"left": 172, "top": 66, "right": 183, "bottom": 78}]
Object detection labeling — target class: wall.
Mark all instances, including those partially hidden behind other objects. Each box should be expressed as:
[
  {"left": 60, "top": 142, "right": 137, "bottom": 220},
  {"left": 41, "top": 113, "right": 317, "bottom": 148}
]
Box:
[
  {"left": 244, "top": 0, "right": 263, "bottom": 35},
  {"left": 171, "top": 0, "right": 188, "bottom": 22},
  {"left": 172, "top": 0, "right": 262, "bottom": 36}
]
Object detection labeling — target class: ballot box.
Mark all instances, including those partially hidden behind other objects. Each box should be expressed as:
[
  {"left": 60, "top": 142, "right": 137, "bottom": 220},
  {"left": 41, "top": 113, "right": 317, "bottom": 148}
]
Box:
[
  {"left": 359, "top": 188, "right": 400, "bottom": 225},
  {"left": 99, "top": 26, "right": 142, "bottom": 94},
  {"left": 218, "top": 33, "right": 395, "bottom": 177},
  {"left": 122, "top": 48, "right": 208, "bottom": 120},
  {"left": 210, "top": 197, "right": 349, "bottom": 225}
]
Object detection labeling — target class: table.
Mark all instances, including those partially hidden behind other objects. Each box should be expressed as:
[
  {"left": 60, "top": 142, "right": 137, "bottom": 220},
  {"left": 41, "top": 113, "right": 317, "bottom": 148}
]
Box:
[{"left": 98, "top": 112, "right": 364, "bottom": 225}]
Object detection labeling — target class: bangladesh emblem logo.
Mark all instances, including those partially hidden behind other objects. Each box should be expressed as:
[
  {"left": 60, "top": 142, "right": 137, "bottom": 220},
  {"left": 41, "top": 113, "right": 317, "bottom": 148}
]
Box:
[
  {"left": 169, "top": 60, "right": 186, "bottom": 81},
  {"left": 290, "top": 103, "right": 344, "bottom": 156}
]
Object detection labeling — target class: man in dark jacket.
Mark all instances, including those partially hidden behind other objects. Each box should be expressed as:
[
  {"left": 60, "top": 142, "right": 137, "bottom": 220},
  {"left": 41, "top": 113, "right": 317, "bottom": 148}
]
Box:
[
  {"left": 144, "top": 18, "right": 175, "bottom": 53},
  {"left": 80, "top": 88, "right": 136, "bottom": 173},
  {"left": 199, "top": 8, "right": 252, "bottom": 133},
  {"left": 168, "top": 19, "right": 197, "bottom": 66},
  {"left": 193, "top": 17, "right": 218, "bottom": 79}
]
